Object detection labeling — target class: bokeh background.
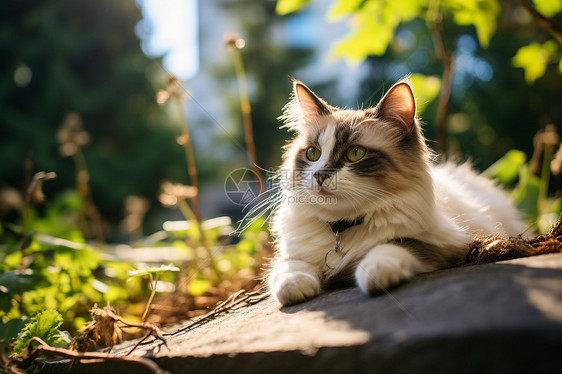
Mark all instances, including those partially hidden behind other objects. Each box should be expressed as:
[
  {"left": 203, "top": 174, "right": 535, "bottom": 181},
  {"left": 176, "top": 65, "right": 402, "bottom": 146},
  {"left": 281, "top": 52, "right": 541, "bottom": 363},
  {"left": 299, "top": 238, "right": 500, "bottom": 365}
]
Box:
[{"left": 2, "top": 0, "right": 562, "bottom": 240}]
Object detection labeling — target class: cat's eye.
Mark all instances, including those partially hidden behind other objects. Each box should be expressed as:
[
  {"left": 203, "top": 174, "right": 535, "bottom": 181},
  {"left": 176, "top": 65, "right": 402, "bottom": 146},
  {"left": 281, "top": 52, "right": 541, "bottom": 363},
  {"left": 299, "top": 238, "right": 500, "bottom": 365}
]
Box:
[
  {"left": 306, "top": 146, "right": 321, "bottom": 162},
  {"left": 346, "top": 145, "right": 366, "bottom": 162}
]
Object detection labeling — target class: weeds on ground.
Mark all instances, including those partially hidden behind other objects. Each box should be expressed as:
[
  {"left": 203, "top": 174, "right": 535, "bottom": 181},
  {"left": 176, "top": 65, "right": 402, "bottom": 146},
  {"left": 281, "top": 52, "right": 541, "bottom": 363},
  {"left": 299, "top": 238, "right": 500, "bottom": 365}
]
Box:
[
  {"left": 486, "top": 124, "right": 562, "bottom": 233},
  {"left": 0, "top": 39, "right": 271, "bottom": 371}
]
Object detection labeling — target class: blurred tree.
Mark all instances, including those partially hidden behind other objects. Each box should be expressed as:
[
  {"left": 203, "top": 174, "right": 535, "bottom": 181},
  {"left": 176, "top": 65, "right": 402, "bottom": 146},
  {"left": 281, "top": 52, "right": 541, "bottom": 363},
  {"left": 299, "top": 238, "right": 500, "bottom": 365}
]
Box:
[
  {"left": 276, "top": 0, "right": 562, "bottom": 167},
  {"left": 0, "top": 0, "right": 184, "bottom": 236}
]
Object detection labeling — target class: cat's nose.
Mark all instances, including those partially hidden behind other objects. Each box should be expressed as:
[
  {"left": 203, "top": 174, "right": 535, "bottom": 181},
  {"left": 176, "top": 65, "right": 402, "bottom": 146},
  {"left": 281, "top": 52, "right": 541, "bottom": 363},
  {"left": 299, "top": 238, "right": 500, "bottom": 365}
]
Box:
[{"left": 313, "top": 171, "right": 328, "bottom": 186}]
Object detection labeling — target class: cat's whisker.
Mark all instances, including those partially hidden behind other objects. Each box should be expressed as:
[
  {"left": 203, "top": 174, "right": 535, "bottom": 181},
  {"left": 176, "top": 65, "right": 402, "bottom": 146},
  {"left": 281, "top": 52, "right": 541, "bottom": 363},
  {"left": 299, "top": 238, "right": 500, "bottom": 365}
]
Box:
[
  {"left": 342, "top": 191, "right": 376, "bottom": 211},
  {"left": 242, "top": 188, "right": 281, "bottom": 215},
  {"left": 241, "top": 193, "right": 279, "bottom": 216},
  {"left": 234, "top": 186, "right": 285, "bottom": 235},
  {"left": 254, "top": 164, "right": 276, "bottom": 174},
  {"left": 234, "top": 198, "right": 280, "bottom": 235},
  {"left": 342, "top": 192, "right": 363, "bottom": 217},
  {"left": 349, "top": 181, "right": 396, "bottom": 196},
  {"left": 338, "top": 183, "right": 395, "bottom": 200}
]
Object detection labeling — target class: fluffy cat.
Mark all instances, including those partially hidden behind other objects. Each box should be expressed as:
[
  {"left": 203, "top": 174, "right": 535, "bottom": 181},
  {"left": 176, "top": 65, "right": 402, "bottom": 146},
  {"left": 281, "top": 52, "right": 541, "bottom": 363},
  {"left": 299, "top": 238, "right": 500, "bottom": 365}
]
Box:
[{"left": 268, "top": 77, "right": 527, "bottom": 306}]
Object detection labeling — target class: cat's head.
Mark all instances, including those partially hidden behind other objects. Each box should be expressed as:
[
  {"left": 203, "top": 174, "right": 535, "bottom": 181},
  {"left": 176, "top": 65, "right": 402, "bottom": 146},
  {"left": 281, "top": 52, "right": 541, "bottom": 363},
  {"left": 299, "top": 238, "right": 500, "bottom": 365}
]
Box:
[{"left": 279, "top": 77, "right": 432, "bottom": 220}]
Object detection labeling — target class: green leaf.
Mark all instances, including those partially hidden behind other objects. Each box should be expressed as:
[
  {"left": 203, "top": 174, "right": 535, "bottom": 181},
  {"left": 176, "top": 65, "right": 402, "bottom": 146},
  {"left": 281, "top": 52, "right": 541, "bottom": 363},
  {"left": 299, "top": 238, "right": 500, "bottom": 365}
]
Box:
[
  {"left": 0, "top": 318, "right": 28, "bottom": 343},
  {"left": 511, "top": 165, "right": 541, "bottom": 220},
  {"left": 0, "top": 271, "right": 34, "bottom": 293},
  {"left": 513, "top": 41, "right": 558, "bottom": 84},
  {"left": 332, "top": 1, "right": 391, "bottom": 63},
  {"left": 327, "top": 0, "right": 365, "bottom": 21},
  {"left": 236, "top": 238, "right": 256, "bottom": 254},
  {"left": 333, "top": 16, "right": 395, "bottom": 63},
  {"left": 187, "top": 278, "right": 212, "bottom": 297},
  {"left": 559, "top": 57, "right": 562, "bottom": 74},
  {"left": 331, "top": 0, "right": 423, "bottom": 63},
  {"left": 5, "top": 251, "right": 22, "bottom": 268},
  {"left": 538, "top": 198, "right": 562, "bottom": 233},
  {"left": 13, "top": 310, "right": 67, "bottom": 356},
  {"left": 128, "top": 264, "right": 180, "bottom": 279},
  {"left": 485, "top": 149, "right": 527, "bottom": 186},
  {"left": 409, "top": 74, "right": 441, "bottom": 115},
  {"left": 276, "top": 0, "right": 312, "bottom": 15},
  {"left": 243, "top": 216, "right": 266, "bottom": 234},
  {"left": 171, "top": 240, "right": 196, "bottom": 259},
  {"left": 447, "top": 0, "right": 499, "bottom": 47},
  {"left": 386, "top": 0, "right": 424, "bottom": 22},
  {"left": 533, "top": 0, "right": 562, "bottom": 17}
]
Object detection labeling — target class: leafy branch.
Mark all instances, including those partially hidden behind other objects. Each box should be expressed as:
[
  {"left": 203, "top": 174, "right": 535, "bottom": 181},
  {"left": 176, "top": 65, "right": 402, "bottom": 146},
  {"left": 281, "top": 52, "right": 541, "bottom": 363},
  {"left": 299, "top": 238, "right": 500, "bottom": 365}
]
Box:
[
  {"left": 275, "top": 0, "right": 562, "bottom": 152},
  {"left": 276, "top": 0, "right": 502, "bottom": 155},
  {"left": 427, "top": 10, "right": 454, "bottom": 158},
  {"left": 515, "top": 0, "right": 562, "bottom": 41},
  {"left": 512, "top": 0, "right": 562, "bottom": 83}
]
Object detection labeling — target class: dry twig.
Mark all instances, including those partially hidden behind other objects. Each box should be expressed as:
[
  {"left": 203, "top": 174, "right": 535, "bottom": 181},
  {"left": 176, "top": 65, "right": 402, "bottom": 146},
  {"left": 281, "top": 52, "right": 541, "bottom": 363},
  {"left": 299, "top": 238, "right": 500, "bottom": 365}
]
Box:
[
  {"left": 10, "top": 337, "right": 169, "bottom": 374},
  {"left": 516, "top": 0, "right": 562, "bottom": 41},
  {"left": 116, "top": 288, "right": 267, "bottom": 355},
  {"left": 466, "top": 214, "right": 562, "bottom": 265}
]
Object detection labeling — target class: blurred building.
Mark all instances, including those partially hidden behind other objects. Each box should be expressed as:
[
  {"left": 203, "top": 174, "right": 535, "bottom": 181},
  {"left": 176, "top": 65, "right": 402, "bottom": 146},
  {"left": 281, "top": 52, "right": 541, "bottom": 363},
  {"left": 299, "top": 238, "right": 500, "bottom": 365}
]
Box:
[
  {"left": 187, "top": 0, "right": 369, "bottom": 129},
  {"left": 183, "top": 1, "right": 369, "bottom": 219}
]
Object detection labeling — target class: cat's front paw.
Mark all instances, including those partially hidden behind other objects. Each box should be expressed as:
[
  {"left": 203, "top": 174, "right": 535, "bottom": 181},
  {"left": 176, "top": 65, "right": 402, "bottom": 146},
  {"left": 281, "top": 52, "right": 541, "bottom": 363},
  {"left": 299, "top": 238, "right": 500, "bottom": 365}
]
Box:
[
  {"left": 270, "top": 270, "right": 321, "bottom": 306},
  {"left": 355, "top": 244, "right": 422, "bottom": 295}
]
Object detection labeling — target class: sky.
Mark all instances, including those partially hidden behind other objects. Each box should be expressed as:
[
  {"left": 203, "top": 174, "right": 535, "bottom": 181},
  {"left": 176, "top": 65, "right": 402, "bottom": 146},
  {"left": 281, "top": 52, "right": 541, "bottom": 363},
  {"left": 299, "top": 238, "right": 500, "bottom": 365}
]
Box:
[
  {"left": 137, "top": 0, "right": 199, "bottom": 80},
  {"left": 134, "top": 1, "right": 493, "bottom": 89}
]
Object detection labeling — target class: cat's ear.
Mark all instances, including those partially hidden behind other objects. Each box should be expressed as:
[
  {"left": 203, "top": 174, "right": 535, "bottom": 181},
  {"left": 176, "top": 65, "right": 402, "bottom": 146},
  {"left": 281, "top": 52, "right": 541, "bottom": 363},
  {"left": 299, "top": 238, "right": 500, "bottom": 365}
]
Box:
[
  {"left": 292, "top": 78, "right": 331, "bottom": 121},
  {"left": 370, "top": 80, "right": 416, "bottom": 132}
]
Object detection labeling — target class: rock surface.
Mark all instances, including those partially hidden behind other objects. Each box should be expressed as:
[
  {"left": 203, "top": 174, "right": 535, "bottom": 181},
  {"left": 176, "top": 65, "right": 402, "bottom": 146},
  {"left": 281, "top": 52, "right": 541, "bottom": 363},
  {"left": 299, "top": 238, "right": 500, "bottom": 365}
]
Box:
[{"left": 39, "top": 253, "right": 562, "bottom": 373}]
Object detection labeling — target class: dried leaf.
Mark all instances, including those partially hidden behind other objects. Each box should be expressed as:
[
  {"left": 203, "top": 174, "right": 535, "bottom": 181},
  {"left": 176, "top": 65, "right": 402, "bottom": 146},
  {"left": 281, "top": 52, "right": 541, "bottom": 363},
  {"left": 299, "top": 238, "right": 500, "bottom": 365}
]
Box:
[{"left": 71, "top": 306, "right": 122, "bottom": 352}]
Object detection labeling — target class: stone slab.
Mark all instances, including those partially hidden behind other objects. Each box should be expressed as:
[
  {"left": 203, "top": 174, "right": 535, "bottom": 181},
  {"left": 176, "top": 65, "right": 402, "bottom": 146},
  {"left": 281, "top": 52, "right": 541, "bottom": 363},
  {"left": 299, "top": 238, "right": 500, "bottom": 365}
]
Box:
[{"left": 38, "top": 253, "right": 562, "bottom": 373}]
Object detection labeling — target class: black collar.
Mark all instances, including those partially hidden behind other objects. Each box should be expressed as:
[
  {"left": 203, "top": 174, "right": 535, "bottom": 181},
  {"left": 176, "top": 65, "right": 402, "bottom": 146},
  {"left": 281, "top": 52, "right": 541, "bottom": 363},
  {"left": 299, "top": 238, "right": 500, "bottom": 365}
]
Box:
[{"left": 328, "top": 215, "right": 365, "bottom": 234}]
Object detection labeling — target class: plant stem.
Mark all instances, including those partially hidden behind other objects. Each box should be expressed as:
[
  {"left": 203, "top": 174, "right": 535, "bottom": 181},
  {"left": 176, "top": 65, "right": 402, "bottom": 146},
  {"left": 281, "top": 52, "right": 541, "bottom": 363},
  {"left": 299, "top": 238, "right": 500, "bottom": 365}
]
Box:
[
  {"left": 19, "top": 201, "right": 30, "bottom": 252},
  {"left": 73, "top": 147, "right": 104, "bottom": 244},
  {"left": 231, "top": 47, "right": 265, "bottom": 195},
  {"left": 430, "top": 18, "right": 454, "bottom": 159},
  {"left": 516, "top": 0, "right": 562, "bottom": 42},
  {"left": 168, "top": 83, "right": 221, "bottom": 280},
  {"left": 141, "top": 273, "right": 158, "bottom": 322},
  {"left": 539, "top": 143, "right": 553, "bottom": 212},
  {"left": 173, "top": 96, "right": 201, "bottom": 222},
  {"left": 19, "top": 155, "right": 33, "bottom": 252},
  {"left": 177, "top": 198, "right": 221, "bottom": 280},
  {"left": 435, "top": 54, "right": 454, "bottom": 158},
  {"left": 176, "top": 197, "right": 197, "bottom": 223}
]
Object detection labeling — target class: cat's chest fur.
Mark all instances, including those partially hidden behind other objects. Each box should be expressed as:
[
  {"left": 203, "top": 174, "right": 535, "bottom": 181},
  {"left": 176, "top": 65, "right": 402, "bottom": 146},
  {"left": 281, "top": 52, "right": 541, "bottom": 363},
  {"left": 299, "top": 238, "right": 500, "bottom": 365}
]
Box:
[{"left": 273, "top": 189, "right": 447, "bottom": 283}]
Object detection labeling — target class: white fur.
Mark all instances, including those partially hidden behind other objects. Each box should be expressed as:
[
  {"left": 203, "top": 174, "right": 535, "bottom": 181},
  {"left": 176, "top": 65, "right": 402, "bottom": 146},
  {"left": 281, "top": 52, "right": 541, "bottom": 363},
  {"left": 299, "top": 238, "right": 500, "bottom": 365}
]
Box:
[
  {"left": 268, "top": 260, "right": 321, "bottom": 305},
  {"left": 355, "top": 244, "right": 428, "bottom": 294},
  {"left": 269, "top": 153, "right": 527, "bottom": 306}
]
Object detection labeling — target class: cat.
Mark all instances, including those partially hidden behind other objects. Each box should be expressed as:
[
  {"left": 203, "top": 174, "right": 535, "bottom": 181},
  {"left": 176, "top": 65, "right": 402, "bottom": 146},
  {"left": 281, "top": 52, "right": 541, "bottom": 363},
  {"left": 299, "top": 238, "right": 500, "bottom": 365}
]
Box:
[{"left": 267, "top": 77, "right": 528, "bottom": 306}]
